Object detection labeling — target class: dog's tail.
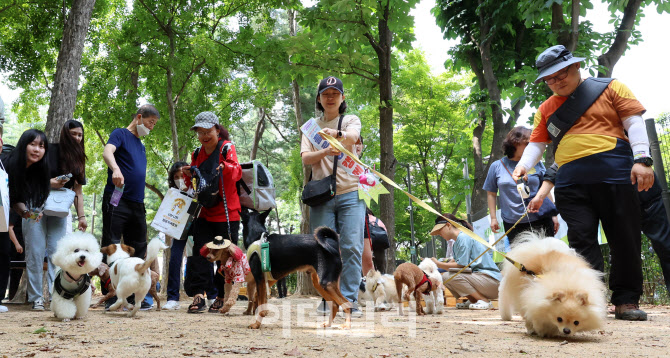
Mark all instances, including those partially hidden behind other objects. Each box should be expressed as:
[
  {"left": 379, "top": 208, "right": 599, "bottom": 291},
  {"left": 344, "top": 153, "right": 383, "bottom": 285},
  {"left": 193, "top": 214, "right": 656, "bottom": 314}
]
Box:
[
  {"left": 135, "top": 238, "right": 168, "bottom": 274},
  {"left": 313, "top": 226, "right": 339, "bottom": 256}
]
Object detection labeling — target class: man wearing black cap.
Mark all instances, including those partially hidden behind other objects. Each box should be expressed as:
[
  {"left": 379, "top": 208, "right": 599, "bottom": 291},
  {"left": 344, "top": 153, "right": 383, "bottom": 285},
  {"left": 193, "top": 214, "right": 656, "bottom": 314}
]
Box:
[{"left": 512, "top": 45, "right": 654, "bottom": 320}]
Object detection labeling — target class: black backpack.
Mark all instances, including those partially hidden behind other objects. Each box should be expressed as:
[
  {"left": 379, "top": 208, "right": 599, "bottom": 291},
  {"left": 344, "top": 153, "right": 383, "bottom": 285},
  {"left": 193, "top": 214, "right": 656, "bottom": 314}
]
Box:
[
  {"left": 191, "top": 141, "right": 231, "bottom": 208},
  {"left": 365, "top": 213, "right": 390, "bottom": 250}
]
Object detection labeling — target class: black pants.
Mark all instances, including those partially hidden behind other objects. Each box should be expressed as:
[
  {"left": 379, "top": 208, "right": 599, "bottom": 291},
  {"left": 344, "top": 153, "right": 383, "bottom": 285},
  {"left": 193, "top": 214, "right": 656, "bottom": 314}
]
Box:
[
  {"left": 276, "top": 277, "right": 287, "bottom": 298},
  {"left": 184, "top": 218, "right": 239, "bottom": 298},
  {"left": 0, "top": 233, "right": 10, "bottom": 301},
  {"left": 101, "top": 191, "right": 148, "bottom": 296},
  {"left": 555, "top": 183, "right": 643, "bottom": 305},
  {"left": 638, "top": 173, "right": 670, "bottom": 294},
  {"left": 503, "top": 216, "right": 554, "bottom": 246}
]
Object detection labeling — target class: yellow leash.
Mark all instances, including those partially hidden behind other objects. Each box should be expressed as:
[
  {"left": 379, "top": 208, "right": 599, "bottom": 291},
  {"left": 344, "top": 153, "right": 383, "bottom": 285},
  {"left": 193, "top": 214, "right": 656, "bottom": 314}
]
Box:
[{"left": 319, "top": 131, "right": 536, "bottom": 276}]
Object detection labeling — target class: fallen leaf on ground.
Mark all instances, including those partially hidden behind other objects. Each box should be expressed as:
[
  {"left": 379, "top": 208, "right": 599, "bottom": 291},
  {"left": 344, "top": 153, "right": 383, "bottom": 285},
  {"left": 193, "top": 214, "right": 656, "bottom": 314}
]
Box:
[
  {"left": 284, "top": 347, "right": 302, "bottom": 356},
  {"left": 32, "top": 327, "right": 48, "bottom": 334}
]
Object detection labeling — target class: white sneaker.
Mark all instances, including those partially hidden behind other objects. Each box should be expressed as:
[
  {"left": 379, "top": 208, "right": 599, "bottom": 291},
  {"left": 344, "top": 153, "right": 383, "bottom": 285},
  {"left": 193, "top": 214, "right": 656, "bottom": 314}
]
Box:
[
  {"left": 163, "top": 300, "right": 180, "bottom": 310},
  {"left": 207, "top": 299, "right": 214, "bottom": 307},
  {"left": 32, "top": 298, "right": 45, "bottom": 311},
  {"left": 0, "top": 305, "right": 8, "bottom": 313},
  {"left": 469, "top": 300, "right": 493, "bottom": 310}
]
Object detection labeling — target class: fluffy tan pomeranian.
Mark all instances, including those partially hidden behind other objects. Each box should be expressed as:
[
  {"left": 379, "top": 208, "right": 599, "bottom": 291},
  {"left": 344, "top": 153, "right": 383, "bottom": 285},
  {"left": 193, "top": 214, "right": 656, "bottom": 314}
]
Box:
[{"left": 498, "top": 233, "right": 606, "bottom": 337}]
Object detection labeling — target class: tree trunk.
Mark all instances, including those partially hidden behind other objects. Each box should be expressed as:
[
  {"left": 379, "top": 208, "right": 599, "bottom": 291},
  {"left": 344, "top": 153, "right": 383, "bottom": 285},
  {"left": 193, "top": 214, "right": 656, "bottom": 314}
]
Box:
[
  {"left": 166, "top": 34, "right": 180, "bottom": 162},
  {"left": 597, "top": 0, "right": 642, "bottom": 78},
  {"left": 289, "top": 9, "right": 318, "bottom": 297},
  {"left": 375, "top": 11, "right": 397, "bottom": 274},
  {"left": 44, "top": 0, "right": 96, "bottom": 142},
  {"left": 250, "top": 108, "right": 266, "bottom": 161}
]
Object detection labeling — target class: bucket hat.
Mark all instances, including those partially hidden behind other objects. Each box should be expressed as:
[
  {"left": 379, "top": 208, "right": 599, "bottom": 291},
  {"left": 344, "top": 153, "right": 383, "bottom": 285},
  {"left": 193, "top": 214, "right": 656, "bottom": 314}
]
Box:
[{"left": 535, "top": 45, "right": 585, "bottom": 84}]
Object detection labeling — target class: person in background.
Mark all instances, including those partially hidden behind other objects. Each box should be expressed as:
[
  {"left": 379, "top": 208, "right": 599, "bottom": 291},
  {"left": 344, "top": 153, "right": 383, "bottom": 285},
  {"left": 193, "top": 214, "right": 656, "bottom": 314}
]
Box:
[
  {"left": 301, "top": 76, "right": 364, "bottom": 317},
  {"left": 363, "top": 207, "right": 388, "bottom": 275},
  {"left": 430, "top": 213, "right": 501, "bottom": 310},
  {"left": 276, "top": 277, "right": 287, "bottom": 299},
  {"left": 182, "top": 111, "right": 242, "bottom": 314},
  {"left": 2, "top": 129, "right": 50, "bottom": 311},
  {"left": 483, "top": 126, "right": 558, "bottom": 245},
  {"left": 163, "top": 161, "right": 219, "bottom": 310},
  {"left": 101, "top": 104, "right": 160, "bottom": 310}
]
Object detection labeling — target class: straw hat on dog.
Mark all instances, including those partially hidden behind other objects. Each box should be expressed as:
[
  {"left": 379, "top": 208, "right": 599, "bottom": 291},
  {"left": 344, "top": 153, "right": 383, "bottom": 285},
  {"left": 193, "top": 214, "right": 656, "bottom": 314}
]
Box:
[{"left": 205, "top": 236, "right": 231, "bottom": 249}]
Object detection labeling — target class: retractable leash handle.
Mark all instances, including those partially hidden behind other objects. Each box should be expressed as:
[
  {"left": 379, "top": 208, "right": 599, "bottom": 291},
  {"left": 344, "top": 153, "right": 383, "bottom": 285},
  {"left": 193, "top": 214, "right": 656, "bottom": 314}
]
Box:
[{"left": 516, "top": 178, "right": 530, "bottom": 199}]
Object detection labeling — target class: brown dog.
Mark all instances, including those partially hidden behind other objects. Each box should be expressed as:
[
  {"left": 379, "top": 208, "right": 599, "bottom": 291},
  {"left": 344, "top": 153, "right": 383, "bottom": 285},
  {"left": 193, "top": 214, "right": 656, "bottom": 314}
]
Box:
[
  {"left": 203, "top": 238, "right": 256, "bottom": 315},
  {"left": 394, "top": 262, "right": 441, "bottom": 316}
]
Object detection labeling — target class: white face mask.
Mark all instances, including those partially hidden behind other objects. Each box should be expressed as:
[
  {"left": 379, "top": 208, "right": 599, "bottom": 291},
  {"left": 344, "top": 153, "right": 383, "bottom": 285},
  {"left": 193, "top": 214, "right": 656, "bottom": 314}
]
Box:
[
  {"left": 176, "top": 178, "right": 187, "bottom": 191},
  {"left": 137, "top": 121, "right": 150, "bottom": 137}
]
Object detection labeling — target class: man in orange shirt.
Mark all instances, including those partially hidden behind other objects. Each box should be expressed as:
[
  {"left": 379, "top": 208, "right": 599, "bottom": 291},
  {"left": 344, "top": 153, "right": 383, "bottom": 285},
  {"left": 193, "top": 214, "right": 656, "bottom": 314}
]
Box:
[{"left": 513, "top": 45, "right": 654, "bottom": 321}]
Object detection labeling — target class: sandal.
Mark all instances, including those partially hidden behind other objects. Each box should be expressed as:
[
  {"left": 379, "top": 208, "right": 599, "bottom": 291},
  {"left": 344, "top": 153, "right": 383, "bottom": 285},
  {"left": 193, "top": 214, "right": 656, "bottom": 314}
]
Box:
[
  {"left": 208, "top": 298, "right": 225, "bottom": 313},
  {"left": 187, "top": 295, "right": 207, "bottom": 314},
  {"left": 455, "top": 300, "right": 472, "bottom": 309},
  {"left": 469, "top": 300, "right": 493, "bottom": 310}
]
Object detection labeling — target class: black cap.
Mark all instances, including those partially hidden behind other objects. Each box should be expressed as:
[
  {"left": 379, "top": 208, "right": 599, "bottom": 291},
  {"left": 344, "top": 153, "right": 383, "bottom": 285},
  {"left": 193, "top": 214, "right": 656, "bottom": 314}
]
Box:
[{"left": 317, "top": 76, "right": 344, "bottom": 95}]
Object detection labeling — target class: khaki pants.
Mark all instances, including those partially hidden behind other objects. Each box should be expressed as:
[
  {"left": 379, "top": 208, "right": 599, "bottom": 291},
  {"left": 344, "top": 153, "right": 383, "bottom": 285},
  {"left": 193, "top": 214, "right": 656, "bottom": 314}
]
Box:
[{"left": 442, "top": 272, "right": 499, "bottom": 300}]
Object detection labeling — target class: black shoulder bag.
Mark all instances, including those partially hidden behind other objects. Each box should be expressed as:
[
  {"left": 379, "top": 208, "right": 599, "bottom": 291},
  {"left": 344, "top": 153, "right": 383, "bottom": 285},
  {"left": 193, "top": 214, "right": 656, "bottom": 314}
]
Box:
[
  {"left": 301, "top": 115, "right": 343, "bottom": 207},
  {"left": 546, "top": 77, "right": 613, "bottom": 154}
]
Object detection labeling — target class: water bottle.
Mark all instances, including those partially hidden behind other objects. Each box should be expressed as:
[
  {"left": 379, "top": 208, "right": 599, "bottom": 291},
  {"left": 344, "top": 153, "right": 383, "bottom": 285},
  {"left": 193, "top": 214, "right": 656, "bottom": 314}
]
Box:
[{"left": 110, "top": 185, "right": 124, "bottom": 207}]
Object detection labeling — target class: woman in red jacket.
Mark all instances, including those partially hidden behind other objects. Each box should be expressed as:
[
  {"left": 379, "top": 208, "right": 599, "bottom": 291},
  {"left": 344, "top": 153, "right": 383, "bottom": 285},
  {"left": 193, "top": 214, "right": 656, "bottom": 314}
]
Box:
[{"left": 182, "top": 111, "right": 242, "bottom": 313}]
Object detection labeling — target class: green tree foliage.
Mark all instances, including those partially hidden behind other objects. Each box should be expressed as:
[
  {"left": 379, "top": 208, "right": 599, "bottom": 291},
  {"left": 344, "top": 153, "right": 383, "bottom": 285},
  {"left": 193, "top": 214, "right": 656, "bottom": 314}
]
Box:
[{"left": 391, "top": 50, "right": 472, "bottom": 254}]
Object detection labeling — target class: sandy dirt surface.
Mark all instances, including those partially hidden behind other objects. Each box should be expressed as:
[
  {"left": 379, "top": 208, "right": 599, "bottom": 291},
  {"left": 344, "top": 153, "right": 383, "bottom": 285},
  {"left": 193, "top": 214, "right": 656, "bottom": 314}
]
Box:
[{"left": 0, "top": 296, "right": 668, "bottom": 358}]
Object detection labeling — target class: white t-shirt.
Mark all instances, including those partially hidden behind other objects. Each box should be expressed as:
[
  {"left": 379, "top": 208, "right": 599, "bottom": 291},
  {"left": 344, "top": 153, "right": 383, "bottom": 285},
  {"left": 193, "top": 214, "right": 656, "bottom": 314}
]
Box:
[{"left": 300, "top": 114, "right": 361, "bottom": 195}]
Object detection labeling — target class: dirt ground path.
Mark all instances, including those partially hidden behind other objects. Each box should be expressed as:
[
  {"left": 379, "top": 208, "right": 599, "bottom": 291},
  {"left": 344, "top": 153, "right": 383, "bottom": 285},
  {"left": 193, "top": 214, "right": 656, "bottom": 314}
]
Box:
[{"left": 1, "top": 296, "right": 668, "bottom": 357}]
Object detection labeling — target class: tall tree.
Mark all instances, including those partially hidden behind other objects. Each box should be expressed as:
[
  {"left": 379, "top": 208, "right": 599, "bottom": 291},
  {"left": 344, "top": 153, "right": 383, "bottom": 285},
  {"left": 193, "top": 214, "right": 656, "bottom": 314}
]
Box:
[{"left": 44, "top": 0, "right": 96, "bottom": 143}]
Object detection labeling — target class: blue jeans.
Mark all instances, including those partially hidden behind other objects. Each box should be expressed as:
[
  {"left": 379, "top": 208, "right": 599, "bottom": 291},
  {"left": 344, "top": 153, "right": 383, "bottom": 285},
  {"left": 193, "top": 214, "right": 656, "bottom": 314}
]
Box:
[
  {"left": 167, "top": 238, "right": 186, "bottom": 302},
  {"left": 22, "top": 216, "right": 67, "bottom": 302},
  {"left": 310, "top": 190, "right": 365, "bottom": 304}
]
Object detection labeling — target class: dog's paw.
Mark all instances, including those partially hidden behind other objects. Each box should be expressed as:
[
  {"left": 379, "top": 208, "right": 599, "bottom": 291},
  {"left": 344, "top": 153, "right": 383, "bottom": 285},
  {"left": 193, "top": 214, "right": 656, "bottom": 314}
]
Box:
[
  {"left": 243, "top": 310, "right": 252, "bottom": 316},
  {"left": 248, "top": 322, "right": 261, "bottom": 329},
  {"left": 62, "top": 318, "right": 71, "bottom": 322}
]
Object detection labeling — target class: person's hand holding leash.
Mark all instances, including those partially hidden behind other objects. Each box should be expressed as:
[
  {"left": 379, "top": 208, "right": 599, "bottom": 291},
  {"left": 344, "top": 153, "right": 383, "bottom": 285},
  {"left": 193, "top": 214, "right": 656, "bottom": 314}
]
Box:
[{"left": 512, "top": 166, "right": 528, "bottom": 182}]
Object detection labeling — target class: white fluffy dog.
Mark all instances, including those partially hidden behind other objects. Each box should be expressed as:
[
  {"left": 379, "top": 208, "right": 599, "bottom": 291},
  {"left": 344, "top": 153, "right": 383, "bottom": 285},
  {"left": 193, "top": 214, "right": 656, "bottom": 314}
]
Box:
[
  {"left": 418, "top": 258, "right": 444, "bottom": 314},
  {"left": 364, "top": 269, "right": 403, "bottom": 311},
  {"left": 51, "top": 232, "right": 103, "bottom": 322},
  {"left": 101, "top": 238, "right": 167, "bottom": 317},
  {"left": 499, "top": 233, "right": 606, "bottom": 337}
]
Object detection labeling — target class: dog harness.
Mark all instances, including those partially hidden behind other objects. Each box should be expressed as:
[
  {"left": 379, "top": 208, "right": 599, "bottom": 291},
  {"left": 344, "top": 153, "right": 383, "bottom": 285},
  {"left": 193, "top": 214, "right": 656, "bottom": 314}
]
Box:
[
  {"left": 415, "top": 271, "right": 432, "bottom": 295},
  {"left": 54, "top": 269, "right": 91, "bottom": 300},
  {"left": 247, "top": 239, "right": 276, "bottom": 281}
]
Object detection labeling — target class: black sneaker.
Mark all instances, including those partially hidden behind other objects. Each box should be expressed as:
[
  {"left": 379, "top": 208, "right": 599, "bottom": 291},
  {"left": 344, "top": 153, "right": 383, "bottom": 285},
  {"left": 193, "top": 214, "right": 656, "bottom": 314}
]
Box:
[
  {"left": 104, "top": 296, "right": 118, "bottom": 311},
  {"left": 140, "top": 301, "right": 153, "bottom": 311}
]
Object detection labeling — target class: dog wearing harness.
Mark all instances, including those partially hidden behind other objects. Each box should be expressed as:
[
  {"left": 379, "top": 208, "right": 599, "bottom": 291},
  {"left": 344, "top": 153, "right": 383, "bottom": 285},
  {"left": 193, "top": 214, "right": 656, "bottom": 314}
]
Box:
[
  {"left": 394, "top": 262, "right": 443, "bottom": 316},
  {"left": 50, "top": 232, "right": 102, "bottom": 322}
]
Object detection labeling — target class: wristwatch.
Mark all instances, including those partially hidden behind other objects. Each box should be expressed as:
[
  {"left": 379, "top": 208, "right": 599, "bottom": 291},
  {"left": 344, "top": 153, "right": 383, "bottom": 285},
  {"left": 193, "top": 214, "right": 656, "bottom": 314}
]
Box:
[
  {"left": 337, "top": 130, "right": 342, "bottom": 138},
  {"left": 634, "top": 157, "right": 653, "bottom": 167}
]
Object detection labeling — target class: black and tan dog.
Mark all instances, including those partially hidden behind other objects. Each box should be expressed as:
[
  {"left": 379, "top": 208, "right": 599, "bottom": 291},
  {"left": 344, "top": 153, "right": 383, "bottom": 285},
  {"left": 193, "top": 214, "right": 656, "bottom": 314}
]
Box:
[{"left": 238, "top": 208, "right": 352, "bottom": 329}]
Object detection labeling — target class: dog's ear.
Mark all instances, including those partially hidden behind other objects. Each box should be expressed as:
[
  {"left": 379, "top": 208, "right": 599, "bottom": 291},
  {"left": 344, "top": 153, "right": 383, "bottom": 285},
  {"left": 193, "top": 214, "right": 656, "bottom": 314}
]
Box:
[
  {"left": 259, "top": 209, "right": 271, "bottom": 223},
  {"left": 121, "top": 244, "right": 135, "bottom": 256},
  {"left": 576, "top": 292, "right": 589, "bottom": 306},
  {"left": 241, "top": 207, "right": 249, "bottom": 223},
  {"left": 100, "top": 245, "right": 115, "bottom": 256},
  {"left": 550, "top": 291, "right": 566, "bottom": 302}
]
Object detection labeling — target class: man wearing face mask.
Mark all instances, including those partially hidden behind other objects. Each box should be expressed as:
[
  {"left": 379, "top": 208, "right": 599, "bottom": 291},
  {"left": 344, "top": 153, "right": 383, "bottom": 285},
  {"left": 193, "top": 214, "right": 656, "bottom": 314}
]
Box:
[{"left": 101, "top": 104, "right": 160, "bottom": 310}]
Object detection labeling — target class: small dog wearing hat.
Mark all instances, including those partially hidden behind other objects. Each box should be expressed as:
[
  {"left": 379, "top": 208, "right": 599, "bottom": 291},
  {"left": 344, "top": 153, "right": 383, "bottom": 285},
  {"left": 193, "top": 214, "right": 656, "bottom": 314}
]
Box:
[
  {"left": 202, "top": 236, "right": 253, "bottom": 314},
  {"left": 101, "top": 238, "right": 167, "bottom": 317},
  {"left": 51, "top": 232, "right": 102, "bottom": 322}
]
